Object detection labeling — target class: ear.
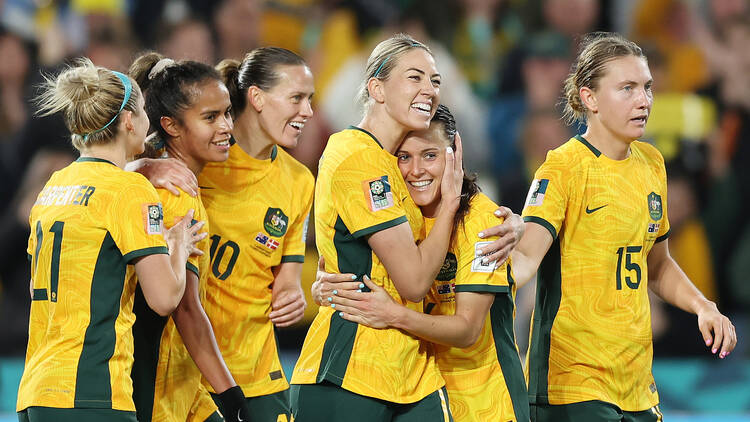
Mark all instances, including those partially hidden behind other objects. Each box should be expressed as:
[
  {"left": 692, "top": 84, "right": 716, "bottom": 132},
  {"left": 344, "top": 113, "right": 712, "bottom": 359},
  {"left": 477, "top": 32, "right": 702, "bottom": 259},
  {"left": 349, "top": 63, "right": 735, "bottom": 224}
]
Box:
[
  {"left": 247, "top": 85, "right": 264, "bottom": 112},
  {"left": 367, "top": 77, "right": 385, "bottom": 104},
  {"left": 160, "top": 116, "right": 181, "bottom": 137},
  {"left": 120, "top": 110, "right": 135, "bottom": 133},
  {"left": 579, "top": 86, "right": 597, "bottom": 113}
]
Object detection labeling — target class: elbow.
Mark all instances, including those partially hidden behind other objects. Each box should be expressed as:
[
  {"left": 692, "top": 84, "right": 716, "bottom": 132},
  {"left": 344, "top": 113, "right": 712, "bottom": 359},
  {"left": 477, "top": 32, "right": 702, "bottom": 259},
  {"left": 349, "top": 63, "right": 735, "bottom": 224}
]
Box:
[
  {"left": 151, "top": 300, "right": 178, "bottom": 317},
  {"left": 399, "top": 288, "right": 428, "bottom": 303},
  {"left": 454, "top": 328, "right": 482, "bottom": 349}
]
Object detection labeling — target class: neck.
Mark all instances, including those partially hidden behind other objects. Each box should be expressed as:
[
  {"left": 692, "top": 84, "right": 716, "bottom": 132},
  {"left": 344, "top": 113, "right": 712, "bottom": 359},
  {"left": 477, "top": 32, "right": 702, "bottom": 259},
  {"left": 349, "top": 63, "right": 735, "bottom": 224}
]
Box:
[
  {"left": 358, "top": 106, "right": 410, "bottom": 154},
  {"left": 79, "top": 139, "right": 128, "bottom": 168},
  {"left": 583, "top": 121, "right": 632, "bottom": 160},
  {"left": 164, "top": 142, "right": 203, "bottom": 176},
  {"left": 233, "top": 109, "right": 276, "bottom": 160}
]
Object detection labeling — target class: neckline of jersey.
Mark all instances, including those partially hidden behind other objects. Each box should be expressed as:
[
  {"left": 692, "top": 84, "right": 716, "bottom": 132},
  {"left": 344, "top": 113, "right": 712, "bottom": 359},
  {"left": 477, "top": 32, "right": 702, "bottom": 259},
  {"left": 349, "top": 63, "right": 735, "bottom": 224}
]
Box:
[
  {"left": 76, "top": 156, "right": 117, "bottom": 166},
  {"left": 575, "top": 134, "right": 635, "bottom": 165},
  {"left": 347, "top": 125, "right": 384, "bottom": 149}
]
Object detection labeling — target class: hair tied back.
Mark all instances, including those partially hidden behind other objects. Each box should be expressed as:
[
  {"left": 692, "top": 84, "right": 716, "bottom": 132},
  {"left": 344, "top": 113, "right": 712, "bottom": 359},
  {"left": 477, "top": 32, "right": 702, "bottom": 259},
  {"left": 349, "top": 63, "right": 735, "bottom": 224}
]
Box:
[{"left": 148, "top": 58, "right": 176, "bottom": 80}]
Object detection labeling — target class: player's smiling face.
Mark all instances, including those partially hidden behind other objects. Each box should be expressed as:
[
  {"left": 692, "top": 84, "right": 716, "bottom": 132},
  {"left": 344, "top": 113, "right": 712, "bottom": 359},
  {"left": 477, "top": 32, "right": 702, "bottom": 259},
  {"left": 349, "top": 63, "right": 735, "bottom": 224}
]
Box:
[
  {"left": 170, "top": 79, "right": 233, "bottom": 166},
  {"left": 382, "top": 49, "right": 441, "bottom": 131},
  {"left": 590, "top": 55, "right": 653, "bottom": 143},
  {"left": 256, "top": 64, "right": 314, "bottom": 148},
  {"left": 397, "top": 122, "right": 448, "bottom": 218}
]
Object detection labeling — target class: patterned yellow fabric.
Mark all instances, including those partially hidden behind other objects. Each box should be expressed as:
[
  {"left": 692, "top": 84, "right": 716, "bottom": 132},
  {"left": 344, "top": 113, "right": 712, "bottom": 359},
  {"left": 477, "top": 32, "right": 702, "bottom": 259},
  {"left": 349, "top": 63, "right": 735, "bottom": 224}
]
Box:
[
  {"left": 197, "top": 143, "right": 314, "bottom": 397},
  {"left": 186, "top": 384, "right": 220, "bottom": 422},
  {"left": 423, "top": 193, "right": 527, "bottom": 422},
  {"left": 522, "top": 136, "right": 670, "bottom": 411},
  {"left": 18, "top": 158, "right": 168, "bottom": 412},
  {"left": 291, "top": 127, "right": 444, "bottom": 404},
  {"left": 132, "top": 187, "right": 216, "bottom": 421}
]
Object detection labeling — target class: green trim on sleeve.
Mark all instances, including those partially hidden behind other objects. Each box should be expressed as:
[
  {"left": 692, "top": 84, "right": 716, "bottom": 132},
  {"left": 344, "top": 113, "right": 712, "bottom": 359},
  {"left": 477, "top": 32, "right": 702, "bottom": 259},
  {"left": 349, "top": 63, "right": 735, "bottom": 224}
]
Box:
[
  {"left": 281, "top": 255, "right": 305, "bottom": 263},
  {"left": 123, "top": 246, "right": 169, "bottom": 264},
  {"left": 27, "top": 253, "right": 32, "bottom": 262},
  {"left": 655, "top": 228, "right": 671, "bottom": 243},
  {"left": 523, "top": 216, "right": 557, "bottom": 240},
  {"left": 351, "top": 215, "right": 408, "bottom": 238},
  {"left": 186, "top": 262, "right": 199, "bottom": 278},
  {"left": 454, "top": 284, "right": 510, "bottom": 294}
]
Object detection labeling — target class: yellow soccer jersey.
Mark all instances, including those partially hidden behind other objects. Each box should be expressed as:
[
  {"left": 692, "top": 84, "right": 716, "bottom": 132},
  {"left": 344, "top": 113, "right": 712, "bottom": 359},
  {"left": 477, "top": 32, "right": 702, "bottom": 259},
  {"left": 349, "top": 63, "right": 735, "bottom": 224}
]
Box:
[
  {"left": 291, "top": 127, "right": 444, "bottom": 404},
  {"left": 198, "top": 142, "right": 314, "bottom": 397},
  {"left": 423, "top": 193, "right": 528, "bottom": 422},
  {"left": 522, "top": 135, "right": 670, "bottom": 411},
  {"left": 131, "top": 186, "right": 215, "bottom": 422},
  {"left": 18, "top": 157, "right": 168, "bottom": 412}
]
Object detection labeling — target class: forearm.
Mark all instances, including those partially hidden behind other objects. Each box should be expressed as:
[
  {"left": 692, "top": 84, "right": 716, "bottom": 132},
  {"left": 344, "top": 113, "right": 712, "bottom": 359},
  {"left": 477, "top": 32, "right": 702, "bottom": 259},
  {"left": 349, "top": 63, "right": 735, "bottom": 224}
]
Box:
[
  {"left": 649, "top": 256, "right": 713, "bottom": 315},
  {"left": 167, "top": 251, "right": 188, "bottom": 305},
  {"left": 173, "top": 300, "right": 236, "bottom": 392},
  {"left": 391, "top": 305, "right": 478, "bottom": 349}
]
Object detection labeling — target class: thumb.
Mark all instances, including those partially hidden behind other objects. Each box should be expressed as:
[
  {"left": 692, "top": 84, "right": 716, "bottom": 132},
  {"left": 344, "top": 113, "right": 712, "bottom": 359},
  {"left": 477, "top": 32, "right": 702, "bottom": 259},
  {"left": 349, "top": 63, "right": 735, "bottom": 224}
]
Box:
[
  {"left": 318, "top": 255, "right": 325, "bottom": 272},
  {"left": 362, "top": 275, "right": 380, "bottom": 292},
  {"left": 699, "top": 320, "right": 714, "bottom": 347}
]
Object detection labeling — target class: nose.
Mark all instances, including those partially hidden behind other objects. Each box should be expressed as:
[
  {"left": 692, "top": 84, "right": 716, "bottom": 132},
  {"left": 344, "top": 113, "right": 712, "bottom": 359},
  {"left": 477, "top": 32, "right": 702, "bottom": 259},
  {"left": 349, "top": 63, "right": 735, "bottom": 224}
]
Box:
[
  {"left": 407, "top": 157, "right": 426, "bottom": 178},
  {"left": 300, "top": 98, "right": 313, "bottom": 118},
  {"left": 421, "top": 78, "right": 437, "bottom": 99},
  {"left": 219, "top": 113, "right": 233, "bottom": 133},
  {"left": 636, "top": 87, "right": 652, "bottom": 109}
]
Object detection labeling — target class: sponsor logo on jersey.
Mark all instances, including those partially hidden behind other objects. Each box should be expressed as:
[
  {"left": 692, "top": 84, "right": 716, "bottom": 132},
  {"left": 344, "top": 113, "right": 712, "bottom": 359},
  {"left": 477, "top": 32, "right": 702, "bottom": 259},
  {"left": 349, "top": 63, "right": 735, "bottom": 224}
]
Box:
[
  {"left": 525, "top": 178, "right": 549, "bottom": 207},
  {"left": 436, "top": 252, "right": 457, "bottom": 281},
  {"left": 362, "top": 175, "right": 394, "bottom": 211},
  {"left": 585, "top": 204, "right": 607, "bottom": 214},
  {"left": 472, "top": 241, "right": 496, "bottom": 273},
  {"left": 264, "top": 208, "right": 289, "bottom": 237},
  {"left": 647, "top": 222, "right": 660, "bottom": 233},
  {"left": 143, "top": 203, "right": 163, "bottom": 235},
  {"left": 648, "top": 192, "right": 662, "bottom": 221}
]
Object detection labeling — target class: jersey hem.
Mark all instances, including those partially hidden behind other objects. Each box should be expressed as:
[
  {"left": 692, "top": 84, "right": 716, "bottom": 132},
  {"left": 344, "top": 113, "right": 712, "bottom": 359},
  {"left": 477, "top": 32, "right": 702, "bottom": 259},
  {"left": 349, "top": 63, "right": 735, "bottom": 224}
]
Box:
[
  {"left": 123, "top": 246, "right": 169, "bottom": 263},
  {"left": 280, "top": 255, "right": 305, "bottom": 263},
  {"left": 523, "top": 216, "right": 557, "bottom": 239},
  {"left": 186, "top": 262, "right": 199, "bottom": 277},
  {"left": 351, "top": 215, "right": 408, "bottom": 238}
]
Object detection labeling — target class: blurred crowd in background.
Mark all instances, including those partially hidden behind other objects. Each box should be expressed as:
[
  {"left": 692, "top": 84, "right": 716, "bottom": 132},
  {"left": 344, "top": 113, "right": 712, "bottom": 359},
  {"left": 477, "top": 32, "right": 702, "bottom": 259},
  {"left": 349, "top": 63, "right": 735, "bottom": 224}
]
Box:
[{"left": 0, "top": 0, "right": 748, "bottom": 363}]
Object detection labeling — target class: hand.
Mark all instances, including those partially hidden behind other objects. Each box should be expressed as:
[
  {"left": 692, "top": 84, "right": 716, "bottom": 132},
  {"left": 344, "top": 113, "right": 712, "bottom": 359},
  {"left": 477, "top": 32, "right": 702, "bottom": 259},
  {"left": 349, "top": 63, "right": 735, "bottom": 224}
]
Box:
[
  {"left": 329, "top": 276, "right": 399, "bottom": 329},
  {"left": 269, "top": 284, "right": 307, "bottom": 328},
  {"left": 130, "top": 158, "right": 199, "bottom": 197},
  {"left": 165, "top": 209, "right": 207, "bottom": 257},
  {"left": 696, "top": 301, "right": 737, "bottom": 359},
  {"left": 439, "top": 132, "right": 464, "bottom": 215},
  {"left": 476, "top": 206, "right": 524, "bottom": 267},
  {"left": 311, "top": 256, "right": 361, "bottom": 305},
  {"left": 216, "top": 385, "right": 250, "bottom": 422}
]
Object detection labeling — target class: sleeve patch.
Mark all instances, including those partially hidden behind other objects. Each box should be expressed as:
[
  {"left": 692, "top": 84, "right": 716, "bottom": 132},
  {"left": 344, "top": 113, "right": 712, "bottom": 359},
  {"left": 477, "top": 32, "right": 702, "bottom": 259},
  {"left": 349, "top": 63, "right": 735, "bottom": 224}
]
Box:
[
  {"left": 471, "top": 241, "right": 496, "bottom": 273},
  {"left": 143, "top": 203, "right": 164, "bottom": 235},
  {"left": 525, "top": 178, "right": 549, "bottom": 207},
  {"left": 362, "top": 176, "right": 394, "bottom": 211}
]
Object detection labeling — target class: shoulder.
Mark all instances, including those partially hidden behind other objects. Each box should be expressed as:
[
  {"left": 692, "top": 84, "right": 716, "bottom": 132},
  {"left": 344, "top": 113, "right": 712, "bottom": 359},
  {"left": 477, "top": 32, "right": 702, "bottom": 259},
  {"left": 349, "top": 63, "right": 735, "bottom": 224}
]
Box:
[
  {"left": 277, "top": 147, "right": 314, "bottom": 184},
  {"left": 462, "top": 193, "right": 500, "bottom": 230},
  {"left": 631, "top": 140, "right": 666, "bottom": 168}
]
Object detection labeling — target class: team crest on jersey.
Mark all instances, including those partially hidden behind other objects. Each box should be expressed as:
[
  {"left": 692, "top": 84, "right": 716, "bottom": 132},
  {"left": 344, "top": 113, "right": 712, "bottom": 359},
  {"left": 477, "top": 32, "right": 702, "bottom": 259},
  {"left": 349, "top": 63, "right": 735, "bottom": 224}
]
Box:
[
  {"left": 648, "top": 192, "right": 662, "bottom": 221},
  {"left": 255, "top": 232, "right": 279, "bottom": 251},
  {"left": 472, "top": 241, "right": 496, "bottom": 273},
  {"left": 436, "top": 252, "right": 457, "bottom": 281},
  {"left": 525, "top": 178, "right": 549, "bottom": 207},
  {"left": 363, "top": 176, "right": 394, "bottom": 211},
  {"left": 143, "top": 203, "right": 163, "bottom": 235},
  {"left": 264, "top": 208, "right": 288, "bottom": 237}
]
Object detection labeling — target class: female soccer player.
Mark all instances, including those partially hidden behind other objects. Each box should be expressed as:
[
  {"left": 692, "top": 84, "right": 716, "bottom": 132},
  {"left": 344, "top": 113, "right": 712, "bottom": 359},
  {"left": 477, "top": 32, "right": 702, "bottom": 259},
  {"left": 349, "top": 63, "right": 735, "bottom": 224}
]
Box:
[
  {"left": 290, "top": 34, "right": 464, "bottom": 422},
  {"left": 128, "top": 53, "right": 250, "bottom": 422},
  {"left": 316, "top": 105, "right": 529, "bottom": 422},
  {"left": 16, "top": 58, "right": 202, "bottom": 422},
  {"left": 489, "top": 32, "right": 737, "bottom": 422}
]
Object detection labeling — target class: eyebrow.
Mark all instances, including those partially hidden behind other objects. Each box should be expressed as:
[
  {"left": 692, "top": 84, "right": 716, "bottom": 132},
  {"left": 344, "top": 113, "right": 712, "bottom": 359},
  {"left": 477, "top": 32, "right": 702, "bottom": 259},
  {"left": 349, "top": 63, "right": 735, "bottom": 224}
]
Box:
[{"left": 406, "top": 68, "right": 441, "bottom": 78}]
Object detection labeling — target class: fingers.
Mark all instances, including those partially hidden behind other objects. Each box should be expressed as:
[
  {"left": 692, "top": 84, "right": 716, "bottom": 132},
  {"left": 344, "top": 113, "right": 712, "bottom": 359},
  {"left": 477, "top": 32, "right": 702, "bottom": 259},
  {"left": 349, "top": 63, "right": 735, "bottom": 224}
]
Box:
[
  {"left": 317, "top": 255, "right": 325, "bottom": 272},
  {"left": 163, "top": 181, "right": 181, "bottom": 196},
  {"left": 361, "top": 275, "right": 380, "bottom": 292},
  {"left": 454, "top": 131, "right": 464, "bottom": 170},
  {"left": 478, "top": 223, "right": 513, "bottom": 239},
  {"left": 272, "top": 291, "right": 301, "bottom": 310},
  {"left": 318, "top": 281, "right": 362, "bottom": 299},
  {"left": 330, "top": 288, "right": 367, "bottom": 302},
  {"left": 320, "top": 273, "right": 358, "bottom": 284},
  {"left": 493, "top": 206, "right": 512, "bottom": 219},
  {"left": 718, "top": 318, "right": 737, "bottom": 358},
  {"left": 270, "top": 306, "right": 305, "bottom": 327}
]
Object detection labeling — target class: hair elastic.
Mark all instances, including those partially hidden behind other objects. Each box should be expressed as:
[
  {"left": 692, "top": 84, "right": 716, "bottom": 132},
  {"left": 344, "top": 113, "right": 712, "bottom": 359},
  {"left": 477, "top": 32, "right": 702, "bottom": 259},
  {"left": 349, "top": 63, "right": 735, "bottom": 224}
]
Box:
[
  {"left": 148, "top": 58, "right": 175, "bottom": 80},
  {"left": 80, "top": 71, "right": 132, "bottom": 141}
]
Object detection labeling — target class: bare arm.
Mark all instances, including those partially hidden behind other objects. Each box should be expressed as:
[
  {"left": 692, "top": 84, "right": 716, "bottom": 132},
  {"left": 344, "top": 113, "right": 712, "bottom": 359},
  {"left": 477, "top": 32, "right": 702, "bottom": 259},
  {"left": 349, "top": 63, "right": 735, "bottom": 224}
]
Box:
[
  {"left": 172, "top": 270, "right": 236, "bottom": 392},
  {"left": 329, "top": 276, "right": 494, "bottom": 348},
  {"left": 268, "top": 262, "right": 307, "bottom": 327},
  {"left": 134, "top": 210, "right": 205, "bottom": 316},
  {"left": 367, "top": 140, "right": 464, "bottom": 302},
  {"left": 509, "top": 222, "right": 554, "bottom": 289},
  {"left": 647, "top": 240, "right": 737, "bottom": 358},
  {"left": 126, "top": 157, "right": 199, "bottom": 197}
]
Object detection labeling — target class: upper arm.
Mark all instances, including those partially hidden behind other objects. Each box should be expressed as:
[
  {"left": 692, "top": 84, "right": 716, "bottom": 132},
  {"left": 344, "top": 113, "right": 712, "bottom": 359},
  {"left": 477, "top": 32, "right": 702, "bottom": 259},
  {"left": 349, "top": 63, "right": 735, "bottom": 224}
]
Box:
[
  {"left": 454, "top": 291, "right": 496, "bottom": 344},
  {"left": 281, "top": 172, "right": 314, "bottom": 263},
  {"left": 515, "top": 222, "right": 555, "bottom": 272},
  {"left": 111, "top": 179, "right": 169, "bottom": 261},
  {"left": 133, "top": 253, "right": 178, "bottom": 316},
  {"left": 521, "top": 151, "right": 570, "bottom": 239}
]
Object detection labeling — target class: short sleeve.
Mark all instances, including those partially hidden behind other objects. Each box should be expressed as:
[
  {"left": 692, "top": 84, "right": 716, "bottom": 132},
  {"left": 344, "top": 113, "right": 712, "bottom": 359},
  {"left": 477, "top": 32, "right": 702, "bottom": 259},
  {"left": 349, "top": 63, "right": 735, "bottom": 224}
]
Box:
[
  {"left": 111, "top": 178, "right": 169, "bottom": 263},
  {"left": 453, "top": 211, "right": 511, "bottom": 294},
  {"left": 281, "top": 174, "right": 314, "bottom": 263},
  {"left": 655, "top": 155, "right": 671, "bottom": 242},
  {"left": 331, "top": 152, "right": 407, "bottom": 238},
  {"left": 521, "top": 150, "right": 570, "bottom": 239},
  {"left": 158, "top": 188, "right": 208, "bottom": 277}
]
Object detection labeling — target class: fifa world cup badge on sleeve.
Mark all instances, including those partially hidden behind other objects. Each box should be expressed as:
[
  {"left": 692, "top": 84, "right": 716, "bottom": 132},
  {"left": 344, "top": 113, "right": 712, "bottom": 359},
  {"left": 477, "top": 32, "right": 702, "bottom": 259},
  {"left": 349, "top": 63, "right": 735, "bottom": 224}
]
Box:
[
  {"left": 143, "top": 203, "right": 164, "bottom": 235},
  {"left": 525, "top": 179, "right": 549, "bottom": 207},
  {"left": 472, "top": 241, "right": 496, "bottom": 273},
  {"left": 363, "top": 175, "right": 394, "bottom": 211}
]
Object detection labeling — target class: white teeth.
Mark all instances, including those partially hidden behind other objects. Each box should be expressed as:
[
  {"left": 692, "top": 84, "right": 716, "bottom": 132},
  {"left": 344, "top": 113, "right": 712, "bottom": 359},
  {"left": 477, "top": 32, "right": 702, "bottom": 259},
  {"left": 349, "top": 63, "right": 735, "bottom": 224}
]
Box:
[
  {"left": 289, "top": 122, "right": 305, "bottom": 130},
  {"left": 411, "top": 103, "right": 431, "bottom": 113},
  {"left": 214, "top": 140, "right": 230, "bottom": 146},
  {"left": 410, "top": 180, "right": 431, "bottom": 187}
]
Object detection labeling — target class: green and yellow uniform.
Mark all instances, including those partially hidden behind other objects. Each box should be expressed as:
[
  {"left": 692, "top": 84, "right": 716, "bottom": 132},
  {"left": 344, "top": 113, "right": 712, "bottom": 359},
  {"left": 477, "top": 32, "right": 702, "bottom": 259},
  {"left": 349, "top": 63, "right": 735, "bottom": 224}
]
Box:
[
  {"left": 522, "top": 135, "right": 670, "bottom": 413},
  {"left": 17, "top": 157, "right": 168, "bottom": 414},
  {"left": 131, "top": 187, "right": 217, "bottom": 422},
  {"left": 195, "top": 142, "right": 313, "bottom": 413},
  {"left": 291, "top": 127, "right": 444, "bottom": 408},
  {"left": 423, "top": 193, "right": 528, "bottom": 422}
]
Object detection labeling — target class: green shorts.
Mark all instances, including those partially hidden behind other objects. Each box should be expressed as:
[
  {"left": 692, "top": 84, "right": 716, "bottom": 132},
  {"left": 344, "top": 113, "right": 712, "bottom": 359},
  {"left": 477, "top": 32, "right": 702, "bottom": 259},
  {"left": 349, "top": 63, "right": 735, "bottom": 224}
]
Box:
[
  {"left": 531, "top": 401, "right": 664, "bottom": 422},
  {"left": 211, "top": 388, "right": 291, "bottom": 422},
  {"left": 291, "top": 382, "right": 453, "bottom": 422},
  {"left": 18, "top": 407, "right": 138, "bottom": 422}
]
